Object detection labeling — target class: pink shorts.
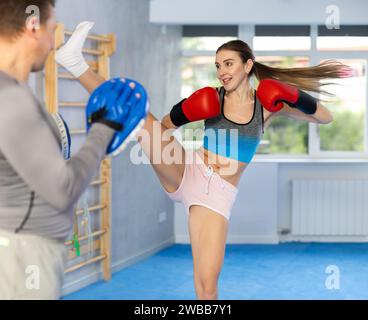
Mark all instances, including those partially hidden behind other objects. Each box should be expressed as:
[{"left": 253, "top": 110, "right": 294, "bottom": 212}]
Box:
[{"left": 165, "top": 151, "right": 239, "bottom": 220}]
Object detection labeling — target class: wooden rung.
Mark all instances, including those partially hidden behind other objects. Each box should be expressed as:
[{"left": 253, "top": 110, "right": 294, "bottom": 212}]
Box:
[
  {"left": 90, "top": 179, "right": 107, "bottom": 187},
  {"left": 82, "top": 48, "right": 103, "bottom": 56},
  {"left": 65, "top": 31, "right": 112, "bottom": 43},
  {"left": 59, "top": 102, "right": 86, "bottom": 108},
  {"left": 87, "top": 35, "right": 112, "bottom": 43},
  {"left": 65, "top": 254, "right": 106, "bottom": 273},
  {"left": 58, "top": 73, "right": 76, "bottom": 80},
  {"left": 64, "top": 229, "right": 107, "bottom": 246},
  {"left": 87, "top": 61, "right": 98, "bottom": 71},
  {"left": 70, "top": 129, "right": 86, "bottom": 135},
  {"left": 75, "top": 204, "right": 107, "bottom": 216}
]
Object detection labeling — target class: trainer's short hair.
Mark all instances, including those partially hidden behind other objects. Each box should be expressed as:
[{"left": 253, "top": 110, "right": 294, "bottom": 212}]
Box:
[{"left": 0, "top": 0, "right": 56, "bottom": 38}]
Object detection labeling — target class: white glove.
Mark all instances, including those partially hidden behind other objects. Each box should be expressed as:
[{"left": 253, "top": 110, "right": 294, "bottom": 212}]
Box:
[{"left": 55, "top": 21, "right": 95, "bottom": 78}]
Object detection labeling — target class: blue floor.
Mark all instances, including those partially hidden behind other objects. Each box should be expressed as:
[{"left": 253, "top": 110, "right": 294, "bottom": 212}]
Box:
[{"left": 64, "top": 243, "right": 368, "bottom": 300}]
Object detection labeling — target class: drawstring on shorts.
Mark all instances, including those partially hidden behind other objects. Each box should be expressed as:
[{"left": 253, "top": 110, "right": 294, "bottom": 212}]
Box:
[{"left": 204, "top": 165, "right": 225, "bottom": 195}]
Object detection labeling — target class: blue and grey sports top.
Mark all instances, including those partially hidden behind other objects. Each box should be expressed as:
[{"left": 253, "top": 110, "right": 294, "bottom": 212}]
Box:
[{"left": 203, "top": 87, "right": 264, "bottom": 163}]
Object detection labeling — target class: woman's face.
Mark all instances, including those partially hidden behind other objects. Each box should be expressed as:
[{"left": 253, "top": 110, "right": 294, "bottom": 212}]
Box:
[{"left": 215, "top": 49, "right": 253, "bottom": 92}]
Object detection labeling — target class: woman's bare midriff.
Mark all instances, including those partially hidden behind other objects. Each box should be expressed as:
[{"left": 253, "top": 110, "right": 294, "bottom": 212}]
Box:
[{"left": 197, "top": 147, "right": 247, "bottom": 187}]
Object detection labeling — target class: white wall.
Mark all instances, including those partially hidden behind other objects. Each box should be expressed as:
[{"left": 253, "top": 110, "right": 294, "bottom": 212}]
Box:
[
  {"left": 277, "top": 161, "right": 368, "bottom": 240},
  {"left": 150, "top": 0, "right": 368, "bottom": 25}
]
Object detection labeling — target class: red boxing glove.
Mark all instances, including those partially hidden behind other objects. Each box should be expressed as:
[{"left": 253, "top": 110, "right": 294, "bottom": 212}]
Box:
[
  {"left": 170, "top": 87, "right": 220, "bottom": 127},
  {"left": 257, "top": 79, "right": 317, "bottom": 115}
]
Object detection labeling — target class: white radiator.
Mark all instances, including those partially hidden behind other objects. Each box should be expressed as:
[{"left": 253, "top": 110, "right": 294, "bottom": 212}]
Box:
[{"left": 291, "top": 180, "right": 368, "bottom": 236}]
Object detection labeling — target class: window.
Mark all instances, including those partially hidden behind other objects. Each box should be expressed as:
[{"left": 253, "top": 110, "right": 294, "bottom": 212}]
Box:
[
  {"left": 181, "top": 26, "right": 238, "bottom": 143},
  {"left": 319, "top": 59, "right": 366, "bottom": 152},
  {"left": 182, "top": 25, "right": 238, "bottom": 51},
  {"left": 253, "top": 37, "right": 311, "bottom": 51},
  {"left": 316, "top": 25, "right": 368, "bottom": 155},
  {"left": 254, "top": 26, "right": 312, "bottom": 155},
  {"left": 255, "top": 56, "right": 310, "bottom": 155},
  {"left": 317, "top": 37, "right": 368, "bottom": 51},
  {"left": 253, "top": 25, "right": 311, "bottom": 51},
  {"left": 317, "top": 25, "right": 368, "bottom": 51},
  {"left": 182, "top": 56, "right": 220, "bottom": 96},
  {"left": 181, "top": 54, "right": 220, "bottom": 142},
  {"left": 182, "top": 37, "right": 237, "bottom": 51}
]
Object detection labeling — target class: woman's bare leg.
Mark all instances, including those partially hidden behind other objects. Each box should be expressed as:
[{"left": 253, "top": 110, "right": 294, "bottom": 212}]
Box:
[
  {"left": 78, "top": 69, "right": 185, "bottom": 192},
  {"left": 189, "top": 205, "right": 228, "bottom": 300}
]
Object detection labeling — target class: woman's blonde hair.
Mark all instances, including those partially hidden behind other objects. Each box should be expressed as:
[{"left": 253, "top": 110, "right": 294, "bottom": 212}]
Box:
[{"left": 216, "top": 40, "right": 352, "bottom": 96}]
